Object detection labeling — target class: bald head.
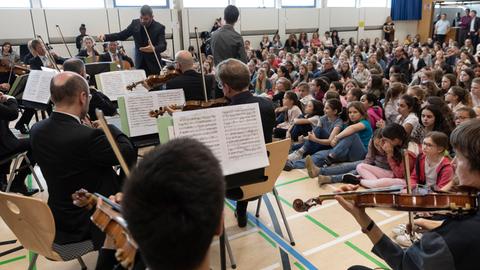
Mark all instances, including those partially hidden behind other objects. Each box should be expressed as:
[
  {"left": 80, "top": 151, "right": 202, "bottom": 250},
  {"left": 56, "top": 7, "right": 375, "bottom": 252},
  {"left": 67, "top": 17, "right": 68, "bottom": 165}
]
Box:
[
  {"left": 175, "top": 50, "right": 194, "bottom": 72},
  {"left": 50, "top": 72, "right": 89, "bottom": 106}
]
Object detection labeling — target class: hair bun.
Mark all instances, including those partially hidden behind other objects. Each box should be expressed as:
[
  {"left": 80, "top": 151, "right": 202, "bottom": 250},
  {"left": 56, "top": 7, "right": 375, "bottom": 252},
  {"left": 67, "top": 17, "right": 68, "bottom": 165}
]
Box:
[{"left": 80, "top": 24, "right": 85, "bottom": 27}]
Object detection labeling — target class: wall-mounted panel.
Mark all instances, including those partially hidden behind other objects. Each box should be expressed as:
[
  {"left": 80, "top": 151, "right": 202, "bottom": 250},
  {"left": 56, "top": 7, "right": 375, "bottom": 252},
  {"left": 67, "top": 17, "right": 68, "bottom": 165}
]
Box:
[
  {"left": 318, "top": 8, "right": 330, "bottom": 36},
  {"left": 285, "top": 8, "right": 319, "bottom": 30},
  {"left": 0, "top": 10, "right": 35, "bottom": 43},
  {"left": 186, "top": 8, "right": 224, "bottom": 34},
  {"left": 364, "top": 7, "right": 388, "bottom": 26},
  {"left": 329, "top": 7, "right": 358, "bottom": 28},
  {"left": 117, "top": 8, "right": 173, "bottom": 34},
  {"left": 240, "top": 8, "right": 278, "bottom": 32},
  {"left": 44, "top": 9, "right": 109, "bottom": 43}
]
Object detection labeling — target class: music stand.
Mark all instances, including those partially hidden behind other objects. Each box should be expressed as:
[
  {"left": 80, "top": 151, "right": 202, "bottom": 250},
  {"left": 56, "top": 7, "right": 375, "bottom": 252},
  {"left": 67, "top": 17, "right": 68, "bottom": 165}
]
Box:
[
  {"left": 8, "top": 74, "right": 50, "bottom": 113},
  {"left": 85, "top": 62, "right": 118, "bottom": 87}
]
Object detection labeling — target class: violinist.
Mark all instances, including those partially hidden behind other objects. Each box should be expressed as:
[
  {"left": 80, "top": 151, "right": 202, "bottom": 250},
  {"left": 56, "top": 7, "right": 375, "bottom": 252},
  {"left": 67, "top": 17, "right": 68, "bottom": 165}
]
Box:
[
  {"left": 29, "top": 38, "right": 65, "bottom": 70},
  {"left": 341, "top": 119, "right": 480, "bottom": 270},
  {"left": 0, "top": 42, "right": 21, "bottom": 85},
  {"left": 165, "top": 50, "right": 215, "bottom": 100},
  {"left": 96, "top": 138, "right": 225, "bottom": 270},
  {"left": 29, "top": 72, "right": 136, "bottom": 250}
]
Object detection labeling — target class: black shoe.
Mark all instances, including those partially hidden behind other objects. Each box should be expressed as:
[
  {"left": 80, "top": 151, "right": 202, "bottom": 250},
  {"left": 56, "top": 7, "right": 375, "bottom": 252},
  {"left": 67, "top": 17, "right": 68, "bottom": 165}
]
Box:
[
  {"left": 283, "top": 162, "right": 293, "bottom": 171},
  {"left": 15, "top": 123, "right": 29, "bottom": 134},
  {"left": 9, "top": 185, "right": 39, "bottom": 196},
  {"left": 234, "top": 210, "right": 247, "bottom": 228},
  {"left": 322, "top": 156, "right": 335, "bottom": 167},
  {"left": 342, "top": 173, "right": 360, "bottom": 185}
]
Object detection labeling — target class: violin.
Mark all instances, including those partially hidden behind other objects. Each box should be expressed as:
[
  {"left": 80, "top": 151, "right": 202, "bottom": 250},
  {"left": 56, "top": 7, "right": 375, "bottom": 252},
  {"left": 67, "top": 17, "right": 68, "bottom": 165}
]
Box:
[
  {"left": 293, "top": 188, "right": 478, "bottom": 214},
  {"left": 149, "top": 104, "right": 183, "bottom": 118},
  {"left": 0, "top": 63, "right": 29, "bottom": 76},
  {"left": 126, "top": 71, "right": 180, "bottom": 91},
  {"left": 72, "top": 189, "right": 137, "bottom": 269}
]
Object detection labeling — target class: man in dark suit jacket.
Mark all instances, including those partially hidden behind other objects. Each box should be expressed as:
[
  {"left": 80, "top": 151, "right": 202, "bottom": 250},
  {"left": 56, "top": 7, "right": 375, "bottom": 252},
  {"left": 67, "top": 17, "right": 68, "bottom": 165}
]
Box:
[
  {"left": 385, "top": 46, "right": 410, "bottom": 81},
  {"left": 0, "top": 93, "right": 38, "bottom": 195},
  {"left": 30, "top": 72, "right": 136, "bottom": 248},
  {"left": 217, "top": 58, "right": 275, "bottom": 227},
  {"left": 98, "top": 41, "right": 135, "bottom": 69},
  {"left": 165, "top": 50, "right": 214, "bottom": 100},
  {"left": 99, "top": 5, "right": 166, "bottom": 76},
  {"left": 15, "top": 39, "right": 65, "bottom": 134},
  {"left": 468, "top": 10, "right": 480, "bottom": 50}
]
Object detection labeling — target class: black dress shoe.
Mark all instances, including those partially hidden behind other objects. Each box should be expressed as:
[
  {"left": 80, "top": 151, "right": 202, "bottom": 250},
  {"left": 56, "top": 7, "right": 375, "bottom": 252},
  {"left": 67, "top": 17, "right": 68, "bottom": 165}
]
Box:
[
  {"left": 341, "top": 173, "right": 360, "bottom": 185},
  {"left": 283, "top": 162, "right": 293, "bottom": 171},
  {"left": 322, "top": 156, "right": 335, "bottom": 167},
  {"left": 15, "top": 124, "right": 29, "bottom": 134},
  {"left": 9, "top": 185, "right": 39, "bottom": 196}
]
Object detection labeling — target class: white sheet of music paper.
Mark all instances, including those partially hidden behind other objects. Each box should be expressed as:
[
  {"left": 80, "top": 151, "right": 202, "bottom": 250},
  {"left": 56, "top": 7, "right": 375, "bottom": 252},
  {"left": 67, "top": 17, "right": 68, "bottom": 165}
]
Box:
[
  {"left": 97, "top": 70, "right": 149, "bottom": 100},
  {"left": 22, "top": 70, "right": 57, "bottom": 104},
  {"left": 122, "top": 89, "right": 185, "bottom": 137},
  {"left": 172, "top": 103, "right": 269, "bottom": 175}
]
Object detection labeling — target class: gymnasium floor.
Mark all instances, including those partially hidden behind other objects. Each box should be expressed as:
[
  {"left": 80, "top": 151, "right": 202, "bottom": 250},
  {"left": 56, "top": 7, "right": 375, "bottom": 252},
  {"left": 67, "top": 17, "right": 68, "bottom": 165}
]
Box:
[{"left": 0, "top": 159, "right": 408, "bottom": 270}]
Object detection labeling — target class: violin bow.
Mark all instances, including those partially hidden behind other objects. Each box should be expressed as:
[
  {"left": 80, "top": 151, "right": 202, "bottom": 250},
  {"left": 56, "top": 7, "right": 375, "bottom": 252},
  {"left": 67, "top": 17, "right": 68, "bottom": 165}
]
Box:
[
  {"left": 142, "top": 24, "right": 163, "bottom": 74},
  {"left": 56, "top": 24, "right": 73, "bottom": 58},
  {"left": 194, "top": 27, "right": 209, "bottom": 103},
  {"left": 36, "top": 35, "right": 61, "bottom": 72},
  {"left": 402, "top": 149, "right": 416, "bottom": 241},
  {"left": 95, "top": 109, "right": 131, "bottom": 177}
]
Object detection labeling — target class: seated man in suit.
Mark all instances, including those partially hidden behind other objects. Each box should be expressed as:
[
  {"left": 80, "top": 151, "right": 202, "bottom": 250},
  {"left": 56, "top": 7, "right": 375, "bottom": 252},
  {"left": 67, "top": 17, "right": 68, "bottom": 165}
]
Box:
[
  {"left": 30, "top": 72, "right": 136, "bottom": 249},
  {"left": 15, "top": 39, "right": 66, "bottom": 134},
  {"left": 165, "top": 50, "right": 215, "bottom": 101},
  {"left": 217, "top": 58, "right": 275, "bottom": 227},
  {"left": 99, "top": 41, "right": 134, "bottom": 69},
  {"left": 0, "top": 92, "right": 38, "bottom": 195},
  {"left": 62, "top": 58, "right": 117, "bottom": 121},
  {"left": 95, "top": 138, "right": 225, "bottom": 270}
]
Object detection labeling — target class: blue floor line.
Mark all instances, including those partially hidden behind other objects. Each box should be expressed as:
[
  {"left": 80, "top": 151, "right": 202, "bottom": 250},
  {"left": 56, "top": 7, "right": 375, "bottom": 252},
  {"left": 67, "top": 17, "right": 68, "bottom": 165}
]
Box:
[{"left": 226, "top": 200, "right": 318, "bottom": 270}]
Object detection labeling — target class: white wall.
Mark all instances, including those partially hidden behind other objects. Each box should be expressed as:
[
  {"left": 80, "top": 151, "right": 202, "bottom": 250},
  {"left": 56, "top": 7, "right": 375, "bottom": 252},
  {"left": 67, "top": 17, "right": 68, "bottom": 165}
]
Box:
[{"left": 0, "top": 6, "right": 418, "bottom": 61}]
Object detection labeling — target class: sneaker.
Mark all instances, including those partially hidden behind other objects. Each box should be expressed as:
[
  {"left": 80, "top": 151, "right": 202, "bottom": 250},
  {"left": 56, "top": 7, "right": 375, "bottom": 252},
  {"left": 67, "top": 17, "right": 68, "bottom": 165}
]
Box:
[
  {"left": 317, "top": 175, "right": 332, "bottom": 186},
  {"left": 392, "top": 224, "right": 407, "bottom": 236},
  {"left": 288, "top": 149, "right": 303, "bottom": 161},
  {"left": 322, "top": 155, "right": 335, "bottom": 167},
  {"left": 283, "top": 162, "right": 294, "bottom": 171},
  {"left": 395, "top": 232, "right": 422, "bottom": 247},
  {"left": 305, "top": 155, "right": 320, "bottom": 178},
  {"left": 341, "top": 173, "right": 360, "bottom": 185}
]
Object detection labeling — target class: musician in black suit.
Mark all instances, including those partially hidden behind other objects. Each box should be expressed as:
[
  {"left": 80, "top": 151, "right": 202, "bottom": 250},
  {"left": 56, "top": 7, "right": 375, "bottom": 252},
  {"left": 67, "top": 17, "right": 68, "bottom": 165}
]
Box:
[
  {"left": 30, "top": 72, "right": 136, "bottom": 249},
  {"left": 0, "top": 93, "right": 38, "bottom": 195},
  {"left": 165, "top": 50, "right": 214, "bottom": 100},
  {"left": 217, "top": 58, "right": 275, "bottom": 227},
  {"left": 62, "top": 58, "right": 116, "bottom": 121},
  {"left": 99, "top": 5, "right": 166, "bottom": 76},
  {"left": 15, "top": 39, "right": 66, "bottom": 134},
  {"left": 98, "top": 41, "right": 134, "bottom": 69}
]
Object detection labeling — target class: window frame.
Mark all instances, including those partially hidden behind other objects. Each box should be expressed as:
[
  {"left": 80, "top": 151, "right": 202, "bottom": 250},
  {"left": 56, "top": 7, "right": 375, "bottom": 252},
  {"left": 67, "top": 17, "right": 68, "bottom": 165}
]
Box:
[
  {"left": 40, "top": 0, "right": 105, "bottom": 8},
  {"left": 326, "top": 0, "right": 356, "bottom": 8},
  {"left": 113, "top": 0, "right": 169, "bottom": 8},
  {"left": 0, "top": 0, "right": 32, "bottom": 8},
  {"left": 281, "top": 0, "right": 316, "bottom": 8},
  {"left": 235, "top": 0, "right": 276, "bottom": 8},
  {"left": 358, "top": 0, "right": 387, "bottom": 8},
  {"left": 182, "top": 0, "right": 230, "bottom": 8}
]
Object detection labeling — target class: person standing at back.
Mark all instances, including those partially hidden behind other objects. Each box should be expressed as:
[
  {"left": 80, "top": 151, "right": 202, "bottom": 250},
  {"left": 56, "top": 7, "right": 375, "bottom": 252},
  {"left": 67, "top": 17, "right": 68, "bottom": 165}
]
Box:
[{"left": 211, "top": 5, "right": 248, "bottom": 66}]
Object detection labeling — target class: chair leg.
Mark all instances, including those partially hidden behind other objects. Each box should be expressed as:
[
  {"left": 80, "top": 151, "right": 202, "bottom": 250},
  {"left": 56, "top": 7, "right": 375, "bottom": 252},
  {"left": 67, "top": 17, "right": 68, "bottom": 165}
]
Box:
[
  {"left": 77, "top": 256, "right": 87, "bottom": 270},
  {"left": 28, "top": 253, "right": 38, "bottom": 270},
  {"left": 24, "top": 155, "right": 44, "bottom": 192},
  {"left": 224, "top": 229, "right": 237, "bottom": 269},
  {"left": 273, "top": 188, "right": 295, "bottom": 246},
  {"left": 5, "top": 156, "right": 21, "bottom": 192},
  {"left": 255, "top": 197, "right": 262, "bottom": 217}
]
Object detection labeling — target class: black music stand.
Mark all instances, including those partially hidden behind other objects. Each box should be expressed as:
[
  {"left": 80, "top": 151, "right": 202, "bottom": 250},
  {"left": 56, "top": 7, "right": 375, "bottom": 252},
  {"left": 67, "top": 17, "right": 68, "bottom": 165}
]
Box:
[
  {"left": 8, "top": 74, "right": 50, "bottom": 120},
  {"left": 85, "top": 62, "right": 117, "bottom": 88}
]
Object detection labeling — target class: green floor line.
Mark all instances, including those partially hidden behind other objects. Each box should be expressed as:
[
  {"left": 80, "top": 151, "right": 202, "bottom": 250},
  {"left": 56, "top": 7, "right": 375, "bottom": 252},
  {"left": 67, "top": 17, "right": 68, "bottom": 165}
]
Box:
[
  {"left": 277, "top": 194, "right": 389, "bottom": 269},
  {"left": 0, "top": 255, "right": 26, "bottom": 265},
  {"left": 276, "top": 176, "right": 309, "bottom": 188},
  {"left": 294, "top": 261, "right": 307, "bottom": 270}
]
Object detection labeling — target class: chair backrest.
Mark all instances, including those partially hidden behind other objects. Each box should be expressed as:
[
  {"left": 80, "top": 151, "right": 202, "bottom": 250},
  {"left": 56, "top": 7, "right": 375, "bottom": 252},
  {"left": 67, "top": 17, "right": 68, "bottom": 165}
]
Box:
[
  {"left": 0, "top": 192, "right": 62, "bottom": 260},
  {"left": 240, "top": 139, "right": 291, "bottom": 200}
]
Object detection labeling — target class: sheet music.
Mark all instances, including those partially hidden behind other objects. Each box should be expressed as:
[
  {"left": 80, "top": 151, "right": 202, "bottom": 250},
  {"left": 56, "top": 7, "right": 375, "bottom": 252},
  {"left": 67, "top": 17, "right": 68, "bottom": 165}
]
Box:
[
  {"left": 172, "top": 103, "right": 269, "bottom": 175},
  {"left": 22, "top": 70, "right": 57, "bottom": 104},
  {"left": 123, "top": 89, "right": 186, "bottom": 137},
  {"left": 97, "top": 70, "right": 148, "bottom": 100}
]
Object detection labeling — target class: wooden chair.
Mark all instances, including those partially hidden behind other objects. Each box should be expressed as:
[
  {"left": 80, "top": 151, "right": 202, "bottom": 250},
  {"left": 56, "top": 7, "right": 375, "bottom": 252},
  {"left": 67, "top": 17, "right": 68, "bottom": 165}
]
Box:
[
  {"left": 0, "top": 151, "right": 44, "bottom": 193},
  {"left": 239, "top": 139, "right": 295, "bottom": 245},
  {"left": 0, "top": 191, "right": 92, "bottom": 270}
]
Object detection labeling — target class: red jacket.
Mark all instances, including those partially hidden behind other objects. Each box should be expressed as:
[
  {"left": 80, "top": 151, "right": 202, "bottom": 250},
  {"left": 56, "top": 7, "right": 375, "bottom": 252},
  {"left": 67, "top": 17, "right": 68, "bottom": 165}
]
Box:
[
  {"left": 387, "top": 150, "right": 416, "bottom": 179},
  {"left": 410, "top": 153, "right": 453, "bottom": 189}
]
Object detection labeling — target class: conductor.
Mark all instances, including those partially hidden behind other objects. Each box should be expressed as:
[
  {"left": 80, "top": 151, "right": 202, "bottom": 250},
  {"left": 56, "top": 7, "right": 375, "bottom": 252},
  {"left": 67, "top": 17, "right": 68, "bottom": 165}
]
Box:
[{"left": 98, "top": 5, "right": 166, "bottom": 76}]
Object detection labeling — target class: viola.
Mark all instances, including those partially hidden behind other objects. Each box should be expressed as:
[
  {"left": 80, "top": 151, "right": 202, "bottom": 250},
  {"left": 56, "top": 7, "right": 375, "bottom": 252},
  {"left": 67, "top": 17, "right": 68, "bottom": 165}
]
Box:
[
  {"left": 293, "top": 187, "right": 479, "bottom": 214},
  {"left": 0, "top": 62, "right": 29, "bottom": 75},
  {"left": 72, "top": 189, "right": 137, "bottom": 269}
]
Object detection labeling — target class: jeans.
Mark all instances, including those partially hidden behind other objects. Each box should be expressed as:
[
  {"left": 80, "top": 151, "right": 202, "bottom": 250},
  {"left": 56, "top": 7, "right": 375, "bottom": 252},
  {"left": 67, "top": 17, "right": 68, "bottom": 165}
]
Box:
[
  {"left": 302, "top": 126, "right": 331, "bottom": 155},
  {"left": 320, "top": 160, "right": 362, "bottom": 183},
  {"left": 289, "top": 115, "right": 312, "bottom": 141}
]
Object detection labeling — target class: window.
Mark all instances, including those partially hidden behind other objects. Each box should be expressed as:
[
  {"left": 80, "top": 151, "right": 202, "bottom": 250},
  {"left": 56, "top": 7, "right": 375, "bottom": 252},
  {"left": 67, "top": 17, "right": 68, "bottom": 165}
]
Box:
[
  {"left": 183, "top": 0, "right": 229, "bottom": 7},
  {"left": 41, "top": 0, "right": 105, "bottom": 8},
  {"left": 281, "top": 0, "right": 315, "bottom": 7},
  {"left": 114, "top": 0, "right": 168, "bottom": 7},
  {"left": 236, "top": 0, "right": 275, "bottom": 8},
  {"left": 326, "top": 0, "right": 355, "bottom": 7},
  {"left": 359, "top": 0, "right": 387, "bottom": 7},
  {"left": 0, "top": 0, "right": 31, "bottom": 8}
]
